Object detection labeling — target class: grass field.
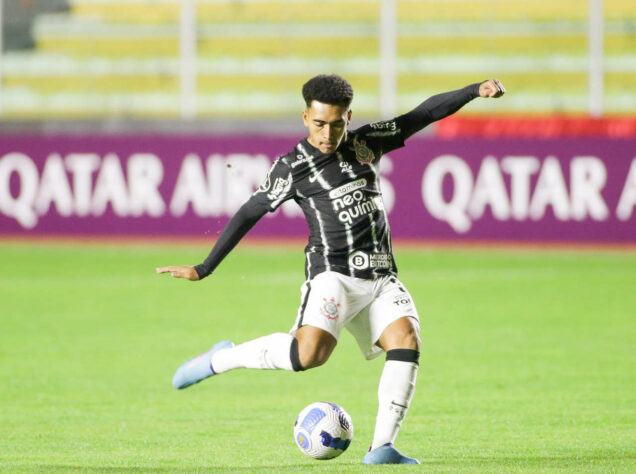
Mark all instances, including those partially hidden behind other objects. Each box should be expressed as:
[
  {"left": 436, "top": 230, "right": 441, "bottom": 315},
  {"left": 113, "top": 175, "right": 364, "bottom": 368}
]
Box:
[{"left": 1, "top": 241, "right": 635, "bottom": 472}]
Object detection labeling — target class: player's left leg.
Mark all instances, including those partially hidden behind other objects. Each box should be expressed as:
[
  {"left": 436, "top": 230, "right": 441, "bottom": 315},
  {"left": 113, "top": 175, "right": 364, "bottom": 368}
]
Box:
[
  {"left": 364, "top": 316, "right": 420, "bottom": 464},
  {"left": 359, "top": 275, "right": 421, "bottom": 464}
]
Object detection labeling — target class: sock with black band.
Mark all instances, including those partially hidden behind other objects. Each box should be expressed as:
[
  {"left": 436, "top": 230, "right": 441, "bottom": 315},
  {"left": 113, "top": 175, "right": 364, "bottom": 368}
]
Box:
[{"left": 370, "top": 348, "right": 419, "bottom": 450}]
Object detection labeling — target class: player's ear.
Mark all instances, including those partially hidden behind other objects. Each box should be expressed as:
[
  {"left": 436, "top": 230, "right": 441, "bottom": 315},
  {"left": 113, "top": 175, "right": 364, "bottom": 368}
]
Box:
[
  {"left": 346, "top": 109, "right": 352, "bottom": 124},
  {"left": 302, "top": 108, "right": 310, "bottom": 127}
]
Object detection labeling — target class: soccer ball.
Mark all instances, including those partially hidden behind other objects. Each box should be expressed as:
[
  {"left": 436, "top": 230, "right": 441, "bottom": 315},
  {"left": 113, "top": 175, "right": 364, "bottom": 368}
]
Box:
[{"left": 293, "top": 401, "right": 354, "bottom": 460}]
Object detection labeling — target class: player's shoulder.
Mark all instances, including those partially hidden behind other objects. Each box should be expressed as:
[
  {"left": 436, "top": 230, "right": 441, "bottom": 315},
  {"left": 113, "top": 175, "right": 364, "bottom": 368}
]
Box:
[{"left": 272, "top": 150, "right": 296, "bottom": 169}]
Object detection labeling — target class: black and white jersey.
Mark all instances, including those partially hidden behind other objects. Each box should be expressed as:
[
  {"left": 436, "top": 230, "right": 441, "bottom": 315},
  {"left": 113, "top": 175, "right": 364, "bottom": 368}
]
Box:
[
  {"left": 251, "top": 123, "right": 406, "bottom": 279},
  {"left": 194, "top": 83, "right": 481, "bottom": 281}
]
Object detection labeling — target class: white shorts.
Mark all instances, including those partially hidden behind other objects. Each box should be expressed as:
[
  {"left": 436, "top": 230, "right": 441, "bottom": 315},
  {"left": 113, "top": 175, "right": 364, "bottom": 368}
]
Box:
[{"left": 290, "top": 271, "right": 419, "bottom": 360}]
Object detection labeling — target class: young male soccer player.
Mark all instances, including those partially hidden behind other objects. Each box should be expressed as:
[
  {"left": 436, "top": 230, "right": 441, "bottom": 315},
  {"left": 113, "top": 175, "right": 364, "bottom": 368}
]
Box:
[{"left": 157, "top": 75, "right": 505, "bottom": 464}]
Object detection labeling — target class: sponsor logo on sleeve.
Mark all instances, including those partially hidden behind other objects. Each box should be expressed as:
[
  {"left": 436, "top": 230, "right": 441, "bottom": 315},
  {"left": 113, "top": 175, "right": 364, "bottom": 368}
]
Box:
[
  {"left": 267, "top": 177, "right": 290, "bottom": 200},
  {"left": 370, "top": 120, "right": 397, "bottom": 131},
  {"left": 368, "top": 120, "right": 401, "bottom": 137}
]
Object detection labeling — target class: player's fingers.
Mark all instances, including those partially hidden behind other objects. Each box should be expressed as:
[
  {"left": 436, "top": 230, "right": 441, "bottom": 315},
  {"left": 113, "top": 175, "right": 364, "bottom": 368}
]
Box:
[
  {"left": 156, "top": 266, "right": 176, "bottom": 274},
  {"left": 493, "top": 79, "right": 505, "bottom": 97},
  {"left": 168, "top": 268, "right": 185, "bottom": 278}
]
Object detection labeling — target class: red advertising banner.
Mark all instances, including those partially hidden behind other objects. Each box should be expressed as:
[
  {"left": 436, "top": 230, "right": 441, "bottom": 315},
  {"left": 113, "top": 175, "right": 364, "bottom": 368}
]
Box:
[{"left": 1, "top": 134, "right": 634, "bottom": 242}]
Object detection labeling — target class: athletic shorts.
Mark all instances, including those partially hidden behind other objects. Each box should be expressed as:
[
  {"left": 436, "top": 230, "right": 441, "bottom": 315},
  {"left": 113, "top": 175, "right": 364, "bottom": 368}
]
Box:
[{"left": 290, "top": 271, "right": 419, "bottom": 360}]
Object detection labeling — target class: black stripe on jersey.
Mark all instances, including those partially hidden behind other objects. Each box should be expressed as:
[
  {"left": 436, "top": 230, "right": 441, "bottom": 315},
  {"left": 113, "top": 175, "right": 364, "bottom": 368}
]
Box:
[{"left": 296, "top": 281, "right": 311, "bottom": 329}]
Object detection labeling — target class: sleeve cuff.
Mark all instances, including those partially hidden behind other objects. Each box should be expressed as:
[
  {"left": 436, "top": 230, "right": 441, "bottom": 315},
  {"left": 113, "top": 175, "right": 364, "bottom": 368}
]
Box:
[
  {"left": 471, "top": 82, "right": 481, "bottom": 98},
  {"left": 194, "top": 264, "right": 209, "bottom": 280}
]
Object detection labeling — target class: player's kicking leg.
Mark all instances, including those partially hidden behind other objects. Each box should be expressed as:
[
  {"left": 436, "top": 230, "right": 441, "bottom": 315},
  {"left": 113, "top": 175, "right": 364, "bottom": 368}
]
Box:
[
  {"left": 171, "top": 327, "right": 336, "bottom": 389},
  {"left": 363, "top": 316, "right": 421, "bottom": 465}
]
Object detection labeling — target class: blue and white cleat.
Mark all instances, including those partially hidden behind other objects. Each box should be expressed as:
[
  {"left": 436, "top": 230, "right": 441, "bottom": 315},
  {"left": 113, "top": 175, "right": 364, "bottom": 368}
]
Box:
[
  {"left": 362, "top": 443, "right": 420, "bottom": 464},
  {"left": 172, "top": 340, "right": 234, "bottom": 389}
]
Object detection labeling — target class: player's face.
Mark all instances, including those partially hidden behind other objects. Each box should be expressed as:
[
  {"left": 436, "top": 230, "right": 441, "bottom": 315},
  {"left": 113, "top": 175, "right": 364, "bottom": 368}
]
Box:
[{"left": 302, "top": 101, "right": 352, "bottom": 154}]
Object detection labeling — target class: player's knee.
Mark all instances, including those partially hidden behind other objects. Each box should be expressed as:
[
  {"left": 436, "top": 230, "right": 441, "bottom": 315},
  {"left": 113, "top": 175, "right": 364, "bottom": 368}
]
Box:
[
  {"left": 379, "top": 317, "right": 421, "bottom": 351},
  {"left": 400, "top": 322, "right": 421, "bottom": 350}
]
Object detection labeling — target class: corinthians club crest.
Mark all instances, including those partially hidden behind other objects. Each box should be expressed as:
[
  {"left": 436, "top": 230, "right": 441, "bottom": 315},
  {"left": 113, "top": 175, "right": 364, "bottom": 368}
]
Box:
[
  {"left": 320, "top": 297, "right": 341, "bottom": 320},
  {"left": 349, "top": 136, "right": 375, "bottom": 164}
]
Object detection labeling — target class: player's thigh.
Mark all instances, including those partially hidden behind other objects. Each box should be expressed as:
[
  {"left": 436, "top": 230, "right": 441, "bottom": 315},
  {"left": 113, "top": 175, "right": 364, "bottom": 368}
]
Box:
[
  {"left": 368, "top": 276, "right": 420, "bottom": 350},
  {"left": 291, "top": 271, "right": 369, "bottom": 342}
]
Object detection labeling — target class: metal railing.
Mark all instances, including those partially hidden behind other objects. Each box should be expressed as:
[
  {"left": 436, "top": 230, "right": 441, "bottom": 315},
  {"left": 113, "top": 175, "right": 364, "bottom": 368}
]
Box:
[{"left": 0, "top": 0, "right": 633, "bottom": 120}]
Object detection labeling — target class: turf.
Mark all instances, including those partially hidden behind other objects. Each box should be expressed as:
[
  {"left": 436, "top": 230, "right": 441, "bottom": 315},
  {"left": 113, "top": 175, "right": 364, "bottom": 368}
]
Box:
[{"left": 0, "top": 241, "right": 635, "bottom": 472}]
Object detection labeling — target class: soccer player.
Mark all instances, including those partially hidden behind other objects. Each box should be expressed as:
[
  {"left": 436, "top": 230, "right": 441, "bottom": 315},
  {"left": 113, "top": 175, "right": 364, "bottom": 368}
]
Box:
[{"left": 157, "top": 75, "right": 505, "bottom": 464}]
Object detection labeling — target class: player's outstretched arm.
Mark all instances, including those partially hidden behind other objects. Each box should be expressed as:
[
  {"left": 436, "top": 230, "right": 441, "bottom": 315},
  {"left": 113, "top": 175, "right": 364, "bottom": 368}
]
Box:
[
  {"left": 155, "top": 197, "right": 269, "bottom": 282},
  {"left": 395, "top": 78, "right": 505, "bottom": 140},
  {"left": 156, "top": 265, "right": 199, "bottom": 281},
  {"left": 155, "top": 156, "right": 292, "bottom": 282}
]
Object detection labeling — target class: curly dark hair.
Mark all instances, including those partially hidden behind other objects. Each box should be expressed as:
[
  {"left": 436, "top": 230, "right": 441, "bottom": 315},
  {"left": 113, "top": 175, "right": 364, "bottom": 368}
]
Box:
[{"left": 302, "top": 74, "right": 354, "bottom": 108}]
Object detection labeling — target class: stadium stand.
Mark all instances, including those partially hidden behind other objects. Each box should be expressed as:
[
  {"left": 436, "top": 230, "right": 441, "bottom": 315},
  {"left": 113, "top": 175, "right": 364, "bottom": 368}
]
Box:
[{"left": 0, "top": 0, "right": 634, "bottom": 119}]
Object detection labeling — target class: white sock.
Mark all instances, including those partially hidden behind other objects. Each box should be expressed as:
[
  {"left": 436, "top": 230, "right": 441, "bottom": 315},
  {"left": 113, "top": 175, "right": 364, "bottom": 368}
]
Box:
[
  {"left": 371, "top": 360, "right": 418, "bottom": 449},
  {"left": 211, "top": 333, "right": 295, "bottom": 373}
]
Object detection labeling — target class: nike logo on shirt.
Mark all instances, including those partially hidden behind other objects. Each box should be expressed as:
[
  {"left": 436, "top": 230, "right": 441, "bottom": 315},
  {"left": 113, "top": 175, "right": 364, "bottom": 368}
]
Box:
[{"left": 309, "top": 170, "right": 324, "bottom": 183}]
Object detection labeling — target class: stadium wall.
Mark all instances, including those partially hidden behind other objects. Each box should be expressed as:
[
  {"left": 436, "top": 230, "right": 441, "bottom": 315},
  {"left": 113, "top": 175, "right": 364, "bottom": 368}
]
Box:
[{"left": 0, "top": 134, "right": 635, "bottom": 243}]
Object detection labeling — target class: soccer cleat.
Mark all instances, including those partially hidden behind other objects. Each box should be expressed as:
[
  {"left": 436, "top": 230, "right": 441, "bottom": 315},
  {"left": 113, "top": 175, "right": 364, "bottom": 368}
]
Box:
[
  {"left": 172, "top": 340, "right": 234, "bottom": 389},
  {"left": 362, "top": 443, "right": 420, "bottom": 464}
]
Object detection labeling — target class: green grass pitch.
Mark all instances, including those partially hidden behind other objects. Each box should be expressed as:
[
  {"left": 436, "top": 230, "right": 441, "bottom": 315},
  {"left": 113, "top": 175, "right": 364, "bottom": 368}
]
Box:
[{"left": 1, "top": 241, "right": 635, "bottom": 472}]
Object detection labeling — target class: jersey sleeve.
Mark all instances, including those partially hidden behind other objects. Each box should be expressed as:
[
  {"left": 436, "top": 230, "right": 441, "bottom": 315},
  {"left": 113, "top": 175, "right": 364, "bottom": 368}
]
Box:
[
  {"left": 250, "top": 157, "right": 295, "bottom": 211},
  {"left": 350, "top": 82, "right": 482, "bottom": 159},
  {"left": 194, "top": 197, "right": 269, "bottom": 279},
  {"left": 394, "top": 83, "right": 481, "bottom": 139},
  {"left": 194, "top": 157, "right": 295, "bottom": 279}
]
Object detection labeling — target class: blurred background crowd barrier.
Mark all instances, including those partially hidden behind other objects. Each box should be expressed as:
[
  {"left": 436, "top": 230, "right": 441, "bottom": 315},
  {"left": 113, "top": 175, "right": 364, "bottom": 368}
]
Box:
[
  {"left": 0, "top": 0, "right": 634, "bottom": 241},
  {"left": 1, "top": 0, "right": 634, "bottom": 122}
]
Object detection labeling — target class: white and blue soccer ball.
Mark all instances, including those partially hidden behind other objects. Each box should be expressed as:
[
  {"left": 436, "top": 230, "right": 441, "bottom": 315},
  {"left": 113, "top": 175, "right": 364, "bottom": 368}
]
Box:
[{"left": 293, "top": 401, "right": 354, "bottom": 460}]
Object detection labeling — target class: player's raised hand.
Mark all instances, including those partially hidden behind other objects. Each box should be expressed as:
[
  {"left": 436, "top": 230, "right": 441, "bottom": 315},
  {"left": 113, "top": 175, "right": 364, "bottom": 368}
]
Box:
[
  {"left": 479, "top": 79, "right": 506, "bottom": 98},
  {"left": 156, "top": 265, "right": 200, "bottom": 281}
]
